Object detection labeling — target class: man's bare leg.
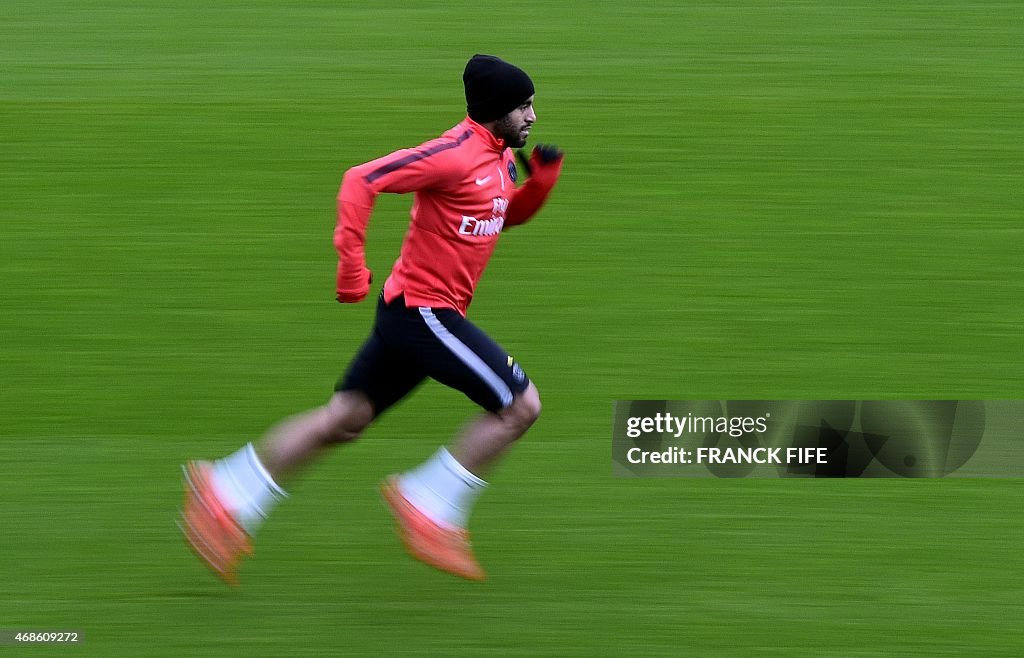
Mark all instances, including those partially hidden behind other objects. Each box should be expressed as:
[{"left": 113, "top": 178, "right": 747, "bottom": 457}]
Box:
[
  {"left": 449, "top": 382, "right": 542, "bottom": 476},
  {"left": 180, "top": 390, "right": 375, "bottom": 582},
  {"left": 396, "top": 382, "right": 541, "bottom": 529},
  {"left": 202, "top": 391, "right": 374, "bottom": 532},
  {"left": 255, "top": 390, "right": 376, "bottom": 482},
  {"left": 380, "top": 383, "right": 542, "bottom": 580}
]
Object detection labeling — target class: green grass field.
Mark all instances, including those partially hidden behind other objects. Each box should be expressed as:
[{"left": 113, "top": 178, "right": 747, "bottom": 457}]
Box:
[{"left": 2, "top": 1, "right": 1022, "bottom": 655}]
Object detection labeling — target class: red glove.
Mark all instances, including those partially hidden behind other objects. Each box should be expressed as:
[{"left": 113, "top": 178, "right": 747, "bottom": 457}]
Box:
[
  {"left": 506, "top": 145, "right": 564, "bottom": 226},
  {"left": 516, "top": 144, "right": 564, "bottom": 183},
  {"left": 336, "top": 263, "right": 372, "bottom": 303}
]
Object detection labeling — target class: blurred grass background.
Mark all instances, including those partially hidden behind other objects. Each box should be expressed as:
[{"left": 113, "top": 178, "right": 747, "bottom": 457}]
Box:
[{"left": 1, "top": 1, "right": 1022, "bottom": 655}]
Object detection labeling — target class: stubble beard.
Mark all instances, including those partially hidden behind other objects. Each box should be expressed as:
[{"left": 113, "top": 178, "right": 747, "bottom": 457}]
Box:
[{"left": 496, "top": 115, "right": 528, "bottom": 148}]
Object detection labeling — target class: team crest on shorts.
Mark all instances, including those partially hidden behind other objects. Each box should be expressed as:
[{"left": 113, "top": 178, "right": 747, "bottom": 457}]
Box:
[
  {"left": 507, "top": 355, "right": 525, "bottom": 382},
  {"left": 507, "top": 161, "right": 517, "bottom": 183}
]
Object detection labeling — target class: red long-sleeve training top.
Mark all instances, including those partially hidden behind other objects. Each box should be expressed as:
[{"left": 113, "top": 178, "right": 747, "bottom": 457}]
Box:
[{"left": 334, "top": 117, "right": 562, "bottom": 315}]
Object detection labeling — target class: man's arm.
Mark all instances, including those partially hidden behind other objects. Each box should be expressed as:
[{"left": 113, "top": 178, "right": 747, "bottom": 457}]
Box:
[
  {"left": 334, "top": 137, "right": 464, "bottom": 302},
  {"left": 504, "top": 145, "right": 564, "bottom": 228}
]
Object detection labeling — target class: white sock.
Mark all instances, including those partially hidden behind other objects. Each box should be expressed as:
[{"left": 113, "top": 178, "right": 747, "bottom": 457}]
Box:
[
  {"left": 398, "top": 447, "right": 487, "bottom": 530},
  {"left": 210, "top": 443, "right": 287, "bottom": 534}
]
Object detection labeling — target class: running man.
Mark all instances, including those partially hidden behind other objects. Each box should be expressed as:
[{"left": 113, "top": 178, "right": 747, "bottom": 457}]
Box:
[{"left": 180, "top": 54, "right": 564, "bottom": 583}]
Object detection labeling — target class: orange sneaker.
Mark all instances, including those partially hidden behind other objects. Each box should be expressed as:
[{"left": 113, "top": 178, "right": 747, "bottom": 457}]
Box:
[
  {"left": 179, "top": 461, "right": 253, "bottom": 586},
  {"left": 380, "top": 476, "right": 485, "bottom": 582}
]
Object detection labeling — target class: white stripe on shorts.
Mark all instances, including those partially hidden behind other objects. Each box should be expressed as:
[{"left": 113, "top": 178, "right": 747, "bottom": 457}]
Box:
[{"left": 417, "top": 307, "right": 514, "bottom": 408}]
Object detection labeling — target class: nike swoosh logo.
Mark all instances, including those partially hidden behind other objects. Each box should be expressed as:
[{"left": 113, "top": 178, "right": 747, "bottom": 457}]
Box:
[{"left": 475, "top": 176, "right": 492, "bottom": 185}]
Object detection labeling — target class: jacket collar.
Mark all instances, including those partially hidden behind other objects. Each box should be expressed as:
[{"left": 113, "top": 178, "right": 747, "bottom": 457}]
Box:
[{"left": 464, "top": 116, "right": 506, "bottom": 152}]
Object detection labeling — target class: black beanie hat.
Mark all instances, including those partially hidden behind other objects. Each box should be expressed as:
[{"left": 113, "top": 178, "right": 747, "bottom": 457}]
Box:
[{"left": 463, "top": 54, "right": 535, "bottom": 123}]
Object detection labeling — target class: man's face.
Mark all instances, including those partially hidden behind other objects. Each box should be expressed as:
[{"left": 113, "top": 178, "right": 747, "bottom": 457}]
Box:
[{"left": 494, "top": 96, "right": 536, "bottom": 148}]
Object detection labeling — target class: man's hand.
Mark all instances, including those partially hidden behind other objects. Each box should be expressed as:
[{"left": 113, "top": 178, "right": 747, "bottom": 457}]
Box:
[
  {"left": 516, "top": 144, "right": 564, "bottom": 178},
  {"left": 533, "top": 144, "right": 563, "bottom": 164},
  {"left": 336, "top": 265, "right": 372, "bottom": 303}
]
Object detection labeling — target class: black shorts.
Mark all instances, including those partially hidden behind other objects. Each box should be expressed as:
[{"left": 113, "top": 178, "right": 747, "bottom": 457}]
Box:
[{"left": 337, "top": 294, "right": 530, "bottom": 415}]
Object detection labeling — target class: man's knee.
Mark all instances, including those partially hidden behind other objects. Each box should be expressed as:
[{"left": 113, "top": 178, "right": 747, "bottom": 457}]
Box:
[
  {"left": 322, "top": 390, "right": 374, "bottom": 443},
  {"left": 505, "top": 383, "right": 541, "bottom": 432}
]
